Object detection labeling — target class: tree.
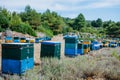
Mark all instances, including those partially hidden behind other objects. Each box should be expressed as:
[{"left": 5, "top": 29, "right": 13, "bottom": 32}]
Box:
[
  {"left": 0, "top": 12, "right": 9, "bottom": 29},
  {"left": 91, "top": 20, "right": 96, "bottom": 27},
  {"left": 0, "top": 8, "right": 10, "bottom": 29},
  {"left": 106, "top": 21, "right": 120, "bottom": 38},
  {"left": 73, "top": 13, "right": 86, "bottom": 30},
  {"left": 91, "top": 18, "right": 102, "bottom": 27},
  {"left": 20, "top": 5, "right": 41, "bottom": 29},
  {"left": 96, "top": 18, "right": 103, "bottom": 27},
  {"left": 41, "top": 9, "right": 66, "bottom": 35},
  {"left": 9, "top": 12, "right": 22, "bottom": 30}
]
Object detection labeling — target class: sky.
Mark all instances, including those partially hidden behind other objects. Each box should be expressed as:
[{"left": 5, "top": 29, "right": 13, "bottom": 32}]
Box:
[{"left": 0, "top": 0, "right": 120, "bottom": 22}]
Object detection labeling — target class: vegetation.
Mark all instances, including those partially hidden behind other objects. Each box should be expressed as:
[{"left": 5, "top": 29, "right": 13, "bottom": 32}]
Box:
[
  {"left": 0, "top": 5, "right": 120, "bottom": 37},
  {"left": 0, "top": 48, "right": 120, "bottom": 80},
  {"left": 112, "top": 50, "right": 120, "bottom": 60}
]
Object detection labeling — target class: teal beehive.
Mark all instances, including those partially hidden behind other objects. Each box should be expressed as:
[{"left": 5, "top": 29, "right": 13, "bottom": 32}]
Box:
[{"left": 41, "top": 41, "right": 61, "bottom": 59}]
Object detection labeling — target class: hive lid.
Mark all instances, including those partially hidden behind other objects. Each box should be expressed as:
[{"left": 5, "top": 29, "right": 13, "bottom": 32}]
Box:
[
  {"left": 64, "top": 35, "right": 78, "bottom": 39},
  {"left": 41, "top": 41, "right": 61, "bottom": 44},
  {"left": 2, "top": 43, "right": 31, "bottom": 45}
]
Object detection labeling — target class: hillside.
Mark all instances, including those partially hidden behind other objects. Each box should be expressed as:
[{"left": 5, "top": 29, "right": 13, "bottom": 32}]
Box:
[{"left": 0, "top": 6, "right": 120, "bottom": 38}]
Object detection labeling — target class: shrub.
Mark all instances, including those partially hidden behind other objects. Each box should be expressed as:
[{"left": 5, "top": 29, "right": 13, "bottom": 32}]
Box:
[
  {"left": 37, "top": 25, "right": 53, "bottom": 37},
  {"left": 112, "top": 50, "right": 120, "bottom": 60},
  {"left": 0, "top": 50, "right": 120, "bottom": 80},
  {"left": 11, "top": 23, "right": 37, "bottom": 37}
]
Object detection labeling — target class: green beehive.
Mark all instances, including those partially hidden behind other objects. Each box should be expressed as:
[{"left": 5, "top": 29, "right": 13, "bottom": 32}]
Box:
[
  {"left": 65, "top": 43, "right": 77, "bottom": 49},
  {"left": 2, "top": 43, "right": 34, "bottom": 60},
  {"left": 64, "top": 36, "right": 78, "bottom": 43},
  {"left": 41, "top": 41, "right": 61, "bottom": 59}
]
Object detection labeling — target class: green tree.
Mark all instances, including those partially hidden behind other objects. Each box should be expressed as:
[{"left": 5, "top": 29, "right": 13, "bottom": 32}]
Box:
[
  {"left": 9, "top": 12, "right": 22, "bottom": 30},
  {"left": 106, "top": 21, "right": 120, "bottom": 38},
  {"left": 91, "top": 20, "right": 96, "bottom": 27},
  {"left": 96, "top": 18, "right": 103, "bottom": 27},
  {"left": 63, "top": 17, "right": 74, "bottom": 28},
  {"left": 41, "top": 9, "right": 66, "bottom": 35},
  {"left": 0, "top": 8, "right": 10, "bottom": 29},
  {"left": 20, "top": 5, "right": 41, "bottom": 29},
  {"left": 73, "top": 13, "right": 86, "bottom": 30},
  {"left": 91, "top": 18, "right": 102, "bottom": 27}
]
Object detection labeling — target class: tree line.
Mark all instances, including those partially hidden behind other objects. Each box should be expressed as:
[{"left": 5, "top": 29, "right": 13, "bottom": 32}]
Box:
[{"left": 0, "top": 5, "right": 120, "bottom": 38}]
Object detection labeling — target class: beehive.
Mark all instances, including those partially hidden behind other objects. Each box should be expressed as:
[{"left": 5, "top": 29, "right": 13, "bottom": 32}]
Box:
[
  {"left": 2, "top": 43, "right": 34, "bottom": 74},
  {"left": 64, "top": 36, "right": 78, "bottom": 56},
  {"left": 41, "top": 41, "right": 61, "bottom": 59},
  {"left": 77, "top": 43, "right": 84, "bottom": 55}
]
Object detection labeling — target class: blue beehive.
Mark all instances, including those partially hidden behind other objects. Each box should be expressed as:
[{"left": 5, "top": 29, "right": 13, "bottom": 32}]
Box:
[
  {"left": 90, "top": 43, "right": 94, "bottom": 51},
  {"left": 92, "top": 41, "right": 100, "bottom": 50},
  {"left": 64, "top": 35, "right": 78, "bottom": 56},
  {"left": 2, "top": 58, "right": 34, "bottom": 74},
  {"left": 2, "top": 43, "right": 34, "bottom": 74},
  {"left": 5, "top": 36, "right": 13, "bottom": 43},
  {"left": 13, "top": 37, "right": 20, "bottom": 43},
  {"left": 109, "top": 42, "right": 117, "bottom": 48},
  {"left": 77, "top": 43, "right": 84, "bottom": 55}
]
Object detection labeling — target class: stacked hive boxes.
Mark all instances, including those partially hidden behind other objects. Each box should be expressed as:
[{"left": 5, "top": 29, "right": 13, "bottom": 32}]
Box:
[
  {"left": 2, "top": 43, "right": 34, "bottom": 74},
  {"left": 13, "top": 37, "right": 20, "bottom": 43},
  {"left": 92, "top": 41, "right": 100, "bottom": 50},
  {"left": 5, "top": 36, "right": 13, "bottom": 43},
  {"left": 41, "top": 41, "right": 61, "bottom": 59},
  {"left": 64, "top": 36, "right": 78, "bottom": 56},
  {"left": 118, "top": 42, "right": 120, "bottom": 47},
  {"left": 90, "top": 43, "right": 94, "bottom": 51},
  {"left": 83, "top": 41, "right": 91, "bottom": 52},
  {"left": 77, "top": 43, "right": 84, "bottom": 55},
  {"left": 83, "top": 44, "right": 88, "bottom": 54},
  {"left": 20, "top": 37, "right": 26, "bottom": 43}
]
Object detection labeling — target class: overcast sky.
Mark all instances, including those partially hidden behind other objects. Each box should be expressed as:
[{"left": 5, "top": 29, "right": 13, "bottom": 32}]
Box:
[{"left": 0, "top": 0, "right": 120, "bottom": 21}]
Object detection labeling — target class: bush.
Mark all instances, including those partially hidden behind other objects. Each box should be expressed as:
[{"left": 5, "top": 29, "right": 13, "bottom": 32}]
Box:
[
  {"left": 37, "top": 25, "right": 53, "bottom": 37},
  {"left": 11, "top": 23, "right": 37, "bottom": 37},
  {"left": 112, "top": 50, "right": 120, "bottom": 60},
  {"left": 0, "top": 49, "right": 120, "bottom": 80}
]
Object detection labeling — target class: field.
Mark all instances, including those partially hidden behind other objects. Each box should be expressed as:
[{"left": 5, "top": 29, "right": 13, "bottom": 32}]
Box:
[{"left": 0, "top": 35, "right": 120, "bottom": 80}]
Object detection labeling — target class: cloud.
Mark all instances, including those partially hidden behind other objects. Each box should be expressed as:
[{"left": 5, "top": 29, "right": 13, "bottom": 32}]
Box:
[
  {"left": 0, "top": 0, "right": 120, "bottom": 20},
  {"left": 82, "top": 0, "right": 120, "bottom": 9},
  {"left": 0, "top": 0, "right": 86, "bottom": 11},
  {"left": 0, "top": 0, "right": 119, "bottom": 12}
]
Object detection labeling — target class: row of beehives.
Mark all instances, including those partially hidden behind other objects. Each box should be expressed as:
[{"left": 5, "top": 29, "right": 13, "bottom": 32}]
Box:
[
  {"left": 1, "top": 35, "right": 120, "bottom": 75},
  {"left": 64, "top": 35, "right": 120, "bottom": 57},
  {"left": 0, "top": 36, "right": 51, "bottom": 43}
]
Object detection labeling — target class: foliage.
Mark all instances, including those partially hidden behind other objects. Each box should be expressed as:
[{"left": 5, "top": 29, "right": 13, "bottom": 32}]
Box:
[
  {"left": 41, "top": 9, "right": 66, "bottom": 35},
  {"left": 0, "top": 6, "right": 119, "bottom": 38},
  {"left": 0, "top": 26, "right": 4, "bottom": 32},
  {"left": 37, "top": 25, "right": 53, "bottom": 37},
  {"left": 13, "top": 23, "right": 37, "bottom": 36},
  {"left": 20, "top": 5, "right": 41, "bottom": 29},
  {"left": 112, "top": 50, "right": 120, "bottom": 60},
  {"left": 105, "top": 21, "right": 120, "bottom": 38},
  {"left": 0, "top": 48, "right": 120, "bottom": 80},
  {"left": 73, "top": 13, "right": 86, "bottom": 30},
  {"left": 91, "top": 18, "right": 103, "bottom": 27},
  {"left": 0, "top": 8, "right": 10, "bottom": 28},
  {"left": 9, "top": 12, "right": 22, "bottom": 30}
]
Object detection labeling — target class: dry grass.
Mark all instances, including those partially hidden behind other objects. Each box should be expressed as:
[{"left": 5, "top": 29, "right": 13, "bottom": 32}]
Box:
[
  {"left": 0, "top": 48, "right": 120, "bottom": 80},
  {"left": 39, "top": 48, "right": 120, "bottom": 80}
]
